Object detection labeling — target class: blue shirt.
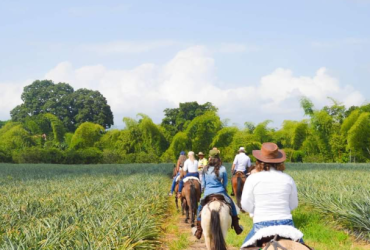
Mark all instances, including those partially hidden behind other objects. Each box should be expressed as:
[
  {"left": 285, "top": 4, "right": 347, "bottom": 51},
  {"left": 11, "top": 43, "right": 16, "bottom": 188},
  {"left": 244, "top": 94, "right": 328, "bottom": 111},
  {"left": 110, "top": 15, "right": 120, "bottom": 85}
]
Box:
[{"left": 201, "top": 165, "right": 228, "bottom": 197}]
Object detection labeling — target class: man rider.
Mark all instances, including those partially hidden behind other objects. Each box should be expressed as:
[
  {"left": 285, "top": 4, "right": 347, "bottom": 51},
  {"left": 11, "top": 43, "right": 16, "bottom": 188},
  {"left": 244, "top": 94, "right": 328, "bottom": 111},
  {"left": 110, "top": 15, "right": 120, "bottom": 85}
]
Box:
[
  {"left": 197, "top": 152, "right": 207, "bottom": 184},
  {"left": 231, "top": 147, "right": 251, "bottom": 196}
]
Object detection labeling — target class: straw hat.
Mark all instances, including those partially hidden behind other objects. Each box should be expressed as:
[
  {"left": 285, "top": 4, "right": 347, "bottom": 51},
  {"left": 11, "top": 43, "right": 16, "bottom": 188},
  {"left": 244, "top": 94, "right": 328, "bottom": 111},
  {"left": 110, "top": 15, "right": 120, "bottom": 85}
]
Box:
[
  {"left": 252, "top": 142, "right": 286, "bottom": 163},
  {"left": 239, "top": 147, "right": 245, "bottom": 152},
  {"left": 197, "top": 152, "right": 205, "bottom": 156}
]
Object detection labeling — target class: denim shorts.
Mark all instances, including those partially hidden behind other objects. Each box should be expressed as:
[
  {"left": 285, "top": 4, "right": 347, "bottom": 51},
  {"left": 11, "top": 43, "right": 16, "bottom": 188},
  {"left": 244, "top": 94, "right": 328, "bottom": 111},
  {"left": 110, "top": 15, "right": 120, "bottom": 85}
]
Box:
[{"left": 243, "top": 219, "right": 303, "bottom": 244}]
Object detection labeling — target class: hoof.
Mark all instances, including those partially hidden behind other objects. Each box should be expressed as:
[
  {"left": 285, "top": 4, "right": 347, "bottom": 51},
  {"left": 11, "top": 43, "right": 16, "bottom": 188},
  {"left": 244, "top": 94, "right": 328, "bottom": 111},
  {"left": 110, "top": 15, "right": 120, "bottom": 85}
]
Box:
[{"left": 191, "top": 223, "right": 195, "bottom": 227}]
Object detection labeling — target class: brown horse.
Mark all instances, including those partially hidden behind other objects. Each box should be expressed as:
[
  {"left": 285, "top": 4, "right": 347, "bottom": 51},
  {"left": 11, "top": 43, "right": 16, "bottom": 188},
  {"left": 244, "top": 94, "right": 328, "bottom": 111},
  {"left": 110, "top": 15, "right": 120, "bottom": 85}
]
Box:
[
  {"left": 181, "top": 178, "right": 201, "bottom": 227},
  {"left": 231, "top": 171, "right": 246, "bottom": 210}
]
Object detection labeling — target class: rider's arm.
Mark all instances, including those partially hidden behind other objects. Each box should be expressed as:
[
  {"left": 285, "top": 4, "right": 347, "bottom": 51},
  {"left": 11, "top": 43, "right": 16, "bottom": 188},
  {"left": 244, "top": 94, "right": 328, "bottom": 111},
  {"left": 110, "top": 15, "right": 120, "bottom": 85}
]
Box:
[
  {"left": 289, "top": 179, "right": 298, "bottom": 211},
  {"left": 222, "top": 169, "right": 228, "bottom": 189},
  {"left": 232, "top": 155, "right": 238, "bottom": 171},
  {"left": 176, "top": 160, "right": 181, "bottom": 172},
  {"left": 241, "top": 176, "right": 255, "bottom": 214}
]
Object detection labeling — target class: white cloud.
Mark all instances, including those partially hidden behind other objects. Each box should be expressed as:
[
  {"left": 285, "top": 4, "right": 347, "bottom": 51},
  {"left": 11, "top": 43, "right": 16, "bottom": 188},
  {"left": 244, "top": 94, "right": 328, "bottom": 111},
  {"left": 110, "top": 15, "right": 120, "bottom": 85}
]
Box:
[
  {"left": 0, "top": 80, "right": 31, "bottom": 120},
  {"left": 82, "top": 40, "right": 177, "bottom": 55},
  {"left": 1, "top": 46, "right": 365, "bottom": 127}
]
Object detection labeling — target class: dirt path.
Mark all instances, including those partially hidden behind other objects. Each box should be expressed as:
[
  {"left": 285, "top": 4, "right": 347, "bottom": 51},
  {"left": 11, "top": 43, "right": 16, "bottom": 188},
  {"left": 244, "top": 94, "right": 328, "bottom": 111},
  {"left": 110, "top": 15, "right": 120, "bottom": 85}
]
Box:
[{"left": 161, "top": 197, "right": 238, "bottom": 250}]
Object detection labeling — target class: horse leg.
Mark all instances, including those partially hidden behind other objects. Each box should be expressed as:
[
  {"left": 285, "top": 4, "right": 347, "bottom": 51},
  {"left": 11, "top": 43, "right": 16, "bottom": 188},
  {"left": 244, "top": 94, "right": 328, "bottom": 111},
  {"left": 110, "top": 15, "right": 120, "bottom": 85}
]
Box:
[
  {"left": 204, "top": 235, "right": 212, "bottom": 250},
  {"left": 185, "top": 200, "right": 190, "bottom": 224},
  {"left": 182, "top": 197, "right": 186, "bottom": 216}
]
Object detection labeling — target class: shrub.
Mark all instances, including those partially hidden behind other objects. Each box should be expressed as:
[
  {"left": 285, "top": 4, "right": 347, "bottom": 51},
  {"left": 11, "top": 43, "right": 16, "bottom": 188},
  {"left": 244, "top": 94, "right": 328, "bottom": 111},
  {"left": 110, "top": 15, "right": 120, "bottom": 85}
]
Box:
[
  {"left": 101, "top": 149, "right": 122, "bottom": 164},
  {"left": 12, "top": 148, "right": 65, "bottom": 164},
  {"left": 135, "top": 152, "right": 160, "bottom": 163},
  {"left": 65, "top": 147, "right": 103, "bottom": 164}
]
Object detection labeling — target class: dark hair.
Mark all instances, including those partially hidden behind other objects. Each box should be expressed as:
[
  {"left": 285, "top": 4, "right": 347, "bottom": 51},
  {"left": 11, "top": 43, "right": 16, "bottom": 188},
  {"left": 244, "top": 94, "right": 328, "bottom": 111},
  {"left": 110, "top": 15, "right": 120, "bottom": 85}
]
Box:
[
  {"left": 255, "top": 160, "right": 285, "bottom": 172},
  {"left": 205, "top": 156, "right": 222, "bottom": 177}
]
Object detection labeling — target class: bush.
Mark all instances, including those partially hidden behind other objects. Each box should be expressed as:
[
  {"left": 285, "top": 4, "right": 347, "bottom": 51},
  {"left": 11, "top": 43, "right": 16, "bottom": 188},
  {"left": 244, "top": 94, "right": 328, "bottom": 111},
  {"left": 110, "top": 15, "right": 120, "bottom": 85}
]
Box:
[
  {"left": 135, "top": 152, "right": 160, "bottom": 163},
  {"left": 101, "top": 150, "right": 122, "bottom": 164},
  {"left": 65, "top": 147, "right": 103, "bottom": 164},
  {"left": 12, "top": 148, "right": 65, "bottom": 164},
  {"left": 0, "top": 147, "right": 12, "bottom": 162}
]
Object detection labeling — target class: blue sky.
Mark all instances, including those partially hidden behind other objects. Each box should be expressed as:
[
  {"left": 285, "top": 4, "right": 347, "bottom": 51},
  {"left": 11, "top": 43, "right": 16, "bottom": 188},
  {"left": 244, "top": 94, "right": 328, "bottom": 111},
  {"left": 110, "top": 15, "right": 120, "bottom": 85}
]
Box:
[{"left": 1, "top": 0, "right": 369, "bottom": 128}]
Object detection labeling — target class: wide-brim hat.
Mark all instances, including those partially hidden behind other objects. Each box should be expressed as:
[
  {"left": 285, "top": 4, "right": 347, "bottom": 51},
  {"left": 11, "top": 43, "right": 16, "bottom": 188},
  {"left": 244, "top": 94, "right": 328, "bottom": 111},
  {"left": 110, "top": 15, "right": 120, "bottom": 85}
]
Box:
[
  {"left": 252, "top": 142, "right": 286, "bottom": 163},
  {"left": 197, "top": 152, "right": 205, "bottom": 156},
  {"left": 238, "top": 147, "right": 245, "bottom": 152}
]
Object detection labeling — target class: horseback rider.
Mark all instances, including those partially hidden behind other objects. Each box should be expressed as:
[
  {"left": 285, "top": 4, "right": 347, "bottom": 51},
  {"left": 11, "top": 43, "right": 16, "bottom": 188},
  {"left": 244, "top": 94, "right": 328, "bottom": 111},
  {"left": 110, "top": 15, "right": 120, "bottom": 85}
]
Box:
[
  {"left": 194, "top": 149, "right": 244, "bottom": 239},
  {"left": 241, "top": 142, "right": 304, "bottom": 245},
  {"left": 197, "top": 152, "right": 207, "bottom": 183},
  {"left": 178, "top": 151, "right": 199, "bottom": 196},
  {"left": 230, "top": 147, "right": 251, "bottom": 196},
  {"left": 169, "top": 151, "right": 187, "bottom": 196}
]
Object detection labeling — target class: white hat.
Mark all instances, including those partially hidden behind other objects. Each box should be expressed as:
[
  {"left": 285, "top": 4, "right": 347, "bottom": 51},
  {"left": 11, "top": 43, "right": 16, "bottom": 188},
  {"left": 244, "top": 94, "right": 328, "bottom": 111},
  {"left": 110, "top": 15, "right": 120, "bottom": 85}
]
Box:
[{"left": 239, "top": 147, "right": 245, "bottom": 152}]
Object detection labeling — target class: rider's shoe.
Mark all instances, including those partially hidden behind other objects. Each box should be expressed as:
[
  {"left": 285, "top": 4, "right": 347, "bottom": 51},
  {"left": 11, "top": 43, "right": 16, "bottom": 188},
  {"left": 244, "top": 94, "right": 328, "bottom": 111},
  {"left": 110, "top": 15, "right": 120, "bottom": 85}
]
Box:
[
  {"left": 168, "top": 192, "right": 173, "bottom": 196},
  {"left": 194, "top": 220, "right": 203, "bottom": 239},
  {"left": 231, "top": 216, "right": 244, "bottom": 235}
]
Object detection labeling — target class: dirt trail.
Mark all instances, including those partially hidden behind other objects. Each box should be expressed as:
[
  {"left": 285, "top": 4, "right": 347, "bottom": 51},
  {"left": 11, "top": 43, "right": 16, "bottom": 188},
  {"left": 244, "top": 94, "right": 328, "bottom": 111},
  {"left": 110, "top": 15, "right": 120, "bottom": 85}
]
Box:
[{"left": 161, "top": 200, "right": 238, "bottom": 250}]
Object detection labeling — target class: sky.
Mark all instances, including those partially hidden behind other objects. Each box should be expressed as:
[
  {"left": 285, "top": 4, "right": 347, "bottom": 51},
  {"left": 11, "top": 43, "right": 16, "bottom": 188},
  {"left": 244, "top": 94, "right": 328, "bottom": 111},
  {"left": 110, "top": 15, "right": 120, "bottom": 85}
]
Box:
[{"left": 0, "top": 0, "right": 369, "bottom": 128}]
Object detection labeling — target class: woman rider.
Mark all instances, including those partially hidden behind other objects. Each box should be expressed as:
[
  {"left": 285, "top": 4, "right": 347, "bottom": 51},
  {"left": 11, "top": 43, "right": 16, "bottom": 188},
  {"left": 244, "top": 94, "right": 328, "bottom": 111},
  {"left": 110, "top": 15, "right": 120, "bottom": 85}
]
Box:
[
  {"left": 194, "top": 149, "right": 243, "bottom": 239},
  {"left": 241, "top": 142, "right": 303, "bottom": 245},
  {"left": 178, "top": 151, "right": 199, "bottom": 195},
  {"left": 169, "top": 151, "right": 187, "bottom": 196}
]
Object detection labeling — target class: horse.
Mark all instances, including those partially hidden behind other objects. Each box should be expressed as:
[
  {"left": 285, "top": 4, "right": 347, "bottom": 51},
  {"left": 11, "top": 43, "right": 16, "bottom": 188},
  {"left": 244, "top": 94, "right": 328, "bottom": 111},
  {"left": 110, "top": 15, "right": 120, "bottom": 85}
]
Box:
[
  {"left": 181, "top": 178, "right": 201, "bottom": 227},
  {"left": 200, "top": 195, "right": 232, "bottom": 250},
  {"left": 231, "top": 171, "right": 246, "bottom": 210}
]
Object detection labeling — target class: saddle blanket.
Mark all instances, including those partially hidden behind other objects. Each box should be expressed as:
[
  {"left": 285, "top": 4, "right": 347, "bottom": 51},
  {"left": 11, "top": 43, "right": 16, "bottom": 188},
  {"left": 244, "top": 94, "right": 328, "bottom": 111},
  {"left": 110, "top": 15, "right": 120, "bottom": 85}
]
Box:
[
  {"left": 183, "top": 176, "right": 201, "bottom": 184},
  {"left": 241, "top": 225, "right": 304, "bottom": 248}
]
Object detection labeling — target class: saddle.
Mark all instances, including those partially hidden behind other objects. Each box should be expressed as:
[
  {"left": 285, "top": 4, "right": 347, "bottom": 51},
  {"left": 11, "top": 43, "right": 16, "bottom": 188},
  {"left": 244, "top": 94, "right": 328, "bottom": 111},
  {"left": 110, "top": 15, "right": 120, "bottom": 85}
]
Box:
[
  {"left": 240, "top": 226, "right": 314, "bottom": 250},
  {"left": 200, "top": 194, "right": 232, "bottom": 217},
  {"left": 183, "top": 176, "right": 201, "bottom": 184}
]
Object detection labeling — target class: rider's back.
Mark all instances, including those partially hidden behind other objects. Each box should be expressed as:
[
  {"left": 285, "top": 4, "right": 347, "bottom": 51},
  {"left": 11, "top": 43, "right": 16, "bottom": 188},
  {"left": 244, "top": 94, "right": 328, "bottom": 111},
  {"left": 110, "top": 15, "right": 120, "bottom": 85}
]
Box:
[
  {"left": 241, "top": 168, "right": 298, "bottom": 223},
  {"left": 202, "top": 166, "right": 227, "bottom": 196}
]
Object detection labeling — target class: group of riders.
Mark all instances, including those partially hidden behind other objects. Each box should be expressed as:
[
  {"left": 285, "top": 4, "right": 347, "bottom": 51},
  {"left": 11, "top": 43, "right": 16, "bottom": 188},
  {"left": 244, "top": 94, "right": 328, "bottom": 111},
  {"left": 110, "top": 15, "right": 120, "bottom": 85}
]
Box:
[{"left": 170, "top": 142, "right": 312, "bottom": 250}]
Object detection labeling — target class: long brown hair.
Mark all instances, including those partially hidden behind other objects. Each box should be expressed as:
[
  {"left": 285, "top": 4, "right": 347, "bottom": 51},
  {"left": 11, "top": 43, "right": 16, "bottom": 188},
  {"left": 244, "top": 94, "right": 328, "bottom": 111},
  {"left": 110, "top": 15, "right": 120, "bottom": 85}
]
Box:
[
  {"left": 178, "top": 155, "right": 187, "bottom": 167},
  {"left": 255, "top": 160, "right": 285, "bottom": 172},
  {"left": 204, "top": 156, "right": 222, "bottom": 177}
]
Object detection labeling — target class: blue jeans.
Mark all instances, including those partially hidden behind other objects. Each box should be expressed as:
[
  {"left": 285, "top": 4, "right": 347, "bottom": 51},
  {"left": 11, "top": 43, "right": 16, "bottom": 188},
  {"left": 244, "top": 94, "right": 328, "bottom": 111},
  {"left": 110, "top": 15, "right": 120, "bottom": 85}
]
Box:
[
  {"left": 196, "top": 192, "right": 237, "bottom": 221},
  {"left": 170, "top": 173, "right": 180, "bottom": 194},
  {"left": 243, "top": 219, "right": 304, "bottom": 244},
  {"left": 178, "top": 172, "right": 199, "bottom": 193}
]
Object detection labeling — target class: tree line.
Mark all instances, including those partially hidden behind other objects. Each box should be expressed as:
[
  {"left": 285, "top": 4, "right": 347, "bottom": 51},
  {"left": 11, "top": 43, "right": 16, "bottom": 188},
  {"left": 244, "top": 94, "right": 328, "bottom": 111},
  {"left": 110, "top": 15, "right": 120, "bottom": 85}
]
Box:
[{"left": 0, "top": 80, "right": 369, "bottom": 164}]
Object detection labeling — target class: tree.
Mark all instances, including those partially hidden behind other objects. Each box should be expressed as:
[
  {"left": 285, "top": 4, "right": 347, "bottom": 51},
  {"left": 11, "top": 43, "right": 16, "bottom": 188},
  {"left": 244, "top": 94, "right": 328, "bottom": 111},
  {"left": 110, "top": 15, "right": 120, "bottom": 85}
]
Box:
[
  {"left": 347, "top": 112, "right": 370, "bottom": 161},
  {"left": 70, "top": 122, "right": 104, "bottom": 149},
  {"left": 300, "top": 97, "right": 314, "bottom": 116},
  {"left": 10, "top": 80, "right": 114, "bottom": 131},
  {"left": 70, "top": 89, "right": 114, "bottom": 129},
  {"left": 161, "top": 102, "right": 218, "bottom": 137},
  {"left": 0, "top": 120, "right": 9, "bottom": 129}
]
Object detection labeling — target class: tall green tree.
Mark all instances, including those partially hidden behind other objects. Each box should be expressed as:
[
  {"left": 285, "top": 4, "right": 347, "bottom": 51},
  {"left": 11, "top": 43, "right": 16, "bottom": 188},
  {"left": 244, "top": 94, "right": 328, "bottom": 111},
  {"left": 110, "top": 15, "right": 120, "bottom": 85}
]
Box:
[
  {"left": 10, "top": 80, "right": 114, "bottom": 131},
  {"left": 161, "top": 102, "right": 218, "bottom": 137}
]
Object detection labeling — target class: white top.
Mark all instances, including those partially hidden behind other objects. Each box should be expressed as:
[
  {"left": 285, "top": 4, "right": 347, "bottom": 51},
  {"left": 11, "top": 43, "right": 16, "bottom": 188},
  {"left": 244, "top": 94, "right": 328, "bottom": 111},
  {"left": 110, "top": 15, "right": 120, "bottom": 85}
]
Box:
[
  {"left": 233, "top": 153, "right": 251, "bottom": 172},
  {"left": 183, "top": 159, "right": 198, "bottom": 173},
  {"left": 241, "top": 168, "right": 298, "bottom": 223}
]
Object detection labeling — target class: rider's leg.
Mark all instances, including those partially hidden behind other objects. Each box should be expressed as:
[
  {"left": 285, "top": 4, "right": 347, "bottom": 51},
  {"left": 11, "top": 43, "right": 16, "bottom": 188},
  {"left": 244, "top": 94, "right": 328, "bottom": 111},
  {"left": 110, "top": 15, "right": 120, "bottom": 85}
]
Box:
[
  {"left": 225, "top": 193, "right": 243, "bottom": 235},
  {"left": 178, "top": 179, "right": 184, "bottom": 193},
  {"left": 170, "top": 173, "right": 179, "bottom": 194},
  {"left": 195, "top": 203, "right": 203, "bottom": 239}
]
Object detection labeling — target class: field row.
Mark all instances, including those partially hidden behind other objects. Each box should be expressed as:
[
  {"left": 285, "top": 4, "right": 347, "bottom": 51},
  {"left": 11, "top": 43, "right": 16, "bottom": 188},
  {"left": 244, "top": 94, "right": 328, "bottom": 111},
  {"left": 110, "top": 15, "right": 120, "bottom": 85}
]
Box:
[{"left": 0, "top": 164, "right": 173, "bottom": 250}]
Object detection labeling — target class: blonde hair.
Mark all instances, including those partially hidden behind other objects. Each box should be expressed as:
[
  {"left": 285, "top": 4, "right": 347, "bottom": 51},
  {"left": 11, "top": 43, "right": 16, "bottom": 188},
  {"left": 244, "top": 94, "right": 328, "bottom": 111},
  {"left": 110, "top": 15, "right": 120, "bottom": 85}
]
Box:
[{"left": 188, "top": 151, "right": 195, "bottom": 162}]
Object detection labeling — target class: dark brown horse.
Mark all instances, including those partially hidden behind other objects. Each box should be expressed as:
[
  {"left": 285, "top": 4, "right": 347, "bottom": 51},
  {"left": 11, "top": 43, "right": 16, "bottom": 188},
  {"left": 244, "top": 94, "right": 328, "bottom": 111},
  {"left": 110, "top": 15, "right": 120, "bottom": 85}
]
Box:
[
  {"left": 231, "top": 171, "right": 246, "bottom": 210},
  {"left": 181, "top": 178, "right": 201, "bottom": 227}
]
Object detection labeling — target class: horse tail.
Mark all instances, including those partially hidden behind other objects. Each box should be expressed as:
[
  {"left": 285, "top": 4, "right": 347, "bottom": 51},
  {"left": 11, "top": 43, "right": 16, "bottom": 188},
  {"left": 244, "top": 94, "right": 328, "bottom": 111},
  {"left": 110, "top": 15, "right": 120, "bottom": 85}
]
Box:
[
  {"left": 190, "top": 182, "right": 197, "bottom": 212},
  {"left": 210, "top": 208, "right": 227, "bottom": 250},
  {"left": 237, "top": 176, "right": 242, "bottom": 206}
]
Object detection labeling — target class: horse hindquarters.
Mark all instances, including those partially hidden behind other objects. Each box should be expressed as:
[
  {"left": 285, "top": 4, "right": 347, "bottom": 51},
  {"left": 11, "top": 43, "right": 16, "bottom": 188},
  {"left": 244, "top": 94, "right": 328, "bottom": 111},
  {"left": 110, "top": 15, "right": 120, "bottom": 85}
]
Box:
[
  {"left": 202, "top": 202, "right": 231, "bottom": 250},
  {"left": 236, "top": 176, "right": 242, "bottom": 208}
]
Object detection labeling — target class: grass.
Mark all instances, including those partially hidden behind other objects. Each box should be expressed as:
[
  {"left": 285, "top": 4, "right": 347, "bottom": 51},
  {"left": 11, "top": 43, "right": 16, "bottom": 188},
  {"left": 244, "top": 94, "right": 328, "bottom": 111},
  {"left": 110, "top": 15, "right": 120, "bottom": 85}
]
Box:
[
  {"left": 224, "top": 163, "right": 370, "bottom": 250},
  {"left": 0, "top": 163, "right": 173, "bottom": 250}
]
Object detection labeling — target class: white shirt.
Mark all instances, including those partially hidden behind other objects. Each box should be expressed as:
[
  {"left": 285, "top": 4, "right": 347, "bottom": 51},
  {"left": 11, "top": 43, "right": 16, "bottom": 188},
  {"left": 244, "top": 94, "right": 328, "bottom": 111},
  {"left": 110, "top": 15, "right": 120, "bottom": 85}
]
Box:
[
  {"left": 241, "top": 168, "right": 298, "bottom": 223},
  {"left": 183, "top": 159, "right": 198, "bottom": 173},
  {"left": 233, "top": 153, "right": 251, "bottom": 172}
]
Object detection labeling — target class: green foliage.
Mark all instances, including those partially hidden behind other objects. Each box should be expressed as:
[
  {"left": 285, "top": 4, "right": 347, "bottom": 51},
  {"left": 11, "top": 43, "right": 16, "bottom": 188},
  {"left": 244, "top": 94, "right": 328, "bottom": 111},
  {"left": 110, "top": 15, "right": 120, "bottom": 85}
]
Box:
[
  {"left": 12, "top": 147, "right": 65, "bottom": 164},
  {"left": 161, "top": 101, "right": 218, "bottom": 137},
  {"left": 10, "top": 80, "right": 114, "bottom": 131},
  {"left": 71, "top": 122, "right": 104, "bottom": 149},
  {"left": 0, "top": 120, "right": 9, "bottom": 129},
  {"left": 347, "top": 112, "right": 370, "bottom": 161},
  {"left": 0, "top": 122, "right": 35, "bottom": 150}
]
